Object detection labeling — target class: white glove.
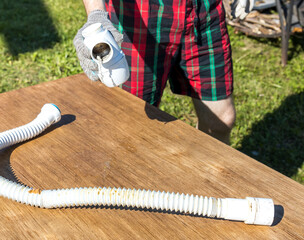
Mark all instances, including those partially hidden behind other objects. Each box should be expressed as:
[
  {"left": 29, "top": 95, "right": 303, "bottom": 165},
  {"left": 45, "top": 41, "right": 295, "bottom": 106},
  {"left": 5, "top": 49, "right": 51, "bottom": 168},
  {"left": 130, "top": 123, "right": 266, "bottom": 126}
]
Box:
[{"left": 231, "top": 0, "right": 255, "bottom": 20}]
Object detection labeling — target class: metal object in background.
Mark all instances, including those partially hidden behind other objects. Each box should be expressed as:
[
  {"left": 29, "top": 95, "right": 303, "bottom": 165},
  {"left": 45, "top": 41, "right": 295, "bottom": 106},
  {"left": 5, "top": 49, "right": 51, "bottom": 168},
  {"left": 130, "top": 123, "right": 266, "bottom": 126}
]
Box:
[
  {"left": 276, "top": 0, "right": 295, "bottom": 66},
  {"left": 297, "top": 0, "right": 304, "bottom": 26},
  {"left": 225, "top": 0, "right": 303, "bottom": 66}
]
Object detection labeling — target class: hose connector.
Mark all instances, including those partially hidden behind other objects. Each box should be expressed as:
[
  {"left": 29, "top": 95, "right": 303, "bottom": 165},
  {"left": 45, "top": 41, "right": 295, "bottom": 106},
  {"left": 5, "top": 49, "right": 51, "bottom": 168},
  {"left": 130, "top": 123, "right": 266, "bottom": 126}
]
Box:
[
  {"left": 37, "top": 103, "right": 61, "bottom": 125},
  {"left": 82, "top": 23, "right": 130, "bottom": 87},
  {"left": 245, "top": 197, "right": 274, "bottom": 225},
  {"left": 219, "top": 197, "right": 274, "bottom": 226}
]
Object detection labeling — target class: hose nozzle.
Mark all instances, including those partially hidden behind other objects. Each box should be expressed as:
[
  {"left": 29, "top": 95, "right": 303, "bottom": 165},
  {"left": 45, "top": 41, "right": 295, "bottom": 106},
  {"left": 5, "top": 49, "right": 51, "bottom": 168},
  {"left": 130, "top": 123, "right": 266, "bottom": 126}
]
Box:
[
  {"left": 82, "top": 23, "right": 130, "bottom": 87},
  {"left": 219, "top": 197, "right": 274, "bottom": 226},
  {"left": 38, "top": 103, "right": 61, "bottom": 124}
]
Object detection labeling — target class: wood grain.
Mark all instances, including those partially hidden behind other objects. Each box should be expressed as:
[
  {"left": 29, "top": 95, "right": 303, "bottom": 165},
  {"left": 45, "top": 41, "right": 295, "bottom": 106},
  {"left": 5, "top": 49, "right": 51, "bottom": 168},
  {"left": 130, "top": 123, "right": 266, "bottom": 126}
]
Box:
[{"left": 0, "top": 74, "right": 303, "bottom": 239}]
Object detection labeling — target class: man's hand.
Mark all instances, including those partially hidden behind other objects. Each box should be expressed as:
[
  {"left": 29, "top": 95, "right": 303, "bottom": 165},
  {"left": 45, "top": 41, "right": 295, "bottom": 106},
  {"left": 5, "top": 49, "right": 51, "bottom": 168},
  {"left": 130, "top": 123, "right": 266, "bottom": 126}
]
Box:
[
  {"left": 231, "top": 0, "right": 255, "bottom": 20},
  {"left": 73, "top": 10, "right": 123, "bottom": 81}
]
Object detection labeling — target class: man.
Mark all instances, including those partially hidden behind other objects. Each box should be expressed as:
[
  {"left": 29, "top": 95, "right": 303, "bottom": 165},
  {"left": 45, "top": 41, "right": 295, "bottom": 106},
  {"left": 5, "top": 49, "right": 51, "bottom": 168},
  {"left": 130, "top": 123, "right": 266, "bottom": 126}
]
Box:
[{"left": 74, "top": 0, "right": 254, "bottom": 144}]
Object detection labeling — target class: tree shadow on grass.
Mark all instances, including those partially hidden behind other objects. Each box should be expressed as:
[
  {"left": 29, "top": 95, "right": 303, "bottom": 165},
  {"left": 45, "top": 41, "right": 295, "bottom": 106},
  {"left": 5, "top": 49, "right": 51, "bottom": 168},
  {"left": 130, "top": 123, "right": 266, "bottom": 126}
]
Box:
[
  {"left": 0, "top": 0, "right": 59, "bottom": 56},
  {"left": 237, "top": 92, "right": 304, "bottom": 177},
  {"left": 288, "top": 34, "right": 304, "bottom": 60}
]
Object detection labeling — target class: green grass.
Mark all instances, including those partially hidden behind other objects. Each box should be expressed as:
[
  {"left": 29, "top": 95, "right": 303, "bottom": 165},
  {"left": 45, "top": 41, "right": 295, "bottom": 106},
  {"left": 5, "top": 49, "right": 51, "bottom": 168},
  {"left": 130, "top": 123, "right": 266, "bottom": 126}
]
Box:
[
  {"left": 0, "top": 0, "right": 85, "bottom": 92},
  {"left": 0, "top": 0, "right": 303, "bottom": 184}
]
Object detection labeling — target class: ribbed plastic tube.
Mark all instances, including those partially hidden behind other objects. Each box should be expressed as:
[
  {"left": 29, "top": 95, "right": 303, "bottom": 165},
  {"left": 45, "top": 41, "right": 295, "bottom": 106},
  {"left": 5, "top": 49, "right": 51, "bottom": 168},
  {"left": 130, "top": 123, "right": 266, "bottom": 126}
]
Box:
[{"left": 0, "top": 104, "right": 275, "bottom": 226}]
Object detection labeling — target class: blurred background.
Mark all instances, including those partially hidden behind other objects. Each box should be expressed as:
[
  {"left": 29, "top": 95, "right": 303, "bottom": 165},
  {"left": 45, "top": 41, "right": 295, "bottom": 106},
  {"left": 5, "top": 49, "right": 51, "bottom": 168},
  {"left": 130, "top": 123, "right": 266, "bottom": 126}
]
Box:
[{"left": 0, "top": 0, "right": 303, "bottom": 184}]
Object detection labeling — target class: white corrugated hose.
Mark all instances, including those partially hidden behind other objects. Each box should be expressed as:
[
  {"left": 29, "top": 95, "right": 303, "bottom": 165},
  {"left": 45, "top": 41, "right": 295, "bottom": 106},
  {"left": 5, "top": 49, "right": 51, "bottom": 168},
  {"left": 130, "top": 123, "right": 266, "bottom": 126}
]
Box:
[{"left": 0, "top": 104, "right": 275, "bottom": 225}]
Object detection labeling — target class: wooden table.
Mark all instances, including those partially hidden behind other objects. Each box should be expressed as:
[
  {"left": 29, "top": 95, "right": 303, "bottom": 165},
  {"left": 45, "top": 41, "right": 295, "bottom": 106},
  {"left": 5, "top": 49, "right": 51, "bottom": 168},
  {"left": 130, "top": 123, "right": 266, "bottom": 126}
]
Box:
[{"left": 0, "top": 74, "right": 303, "bottom": 239}]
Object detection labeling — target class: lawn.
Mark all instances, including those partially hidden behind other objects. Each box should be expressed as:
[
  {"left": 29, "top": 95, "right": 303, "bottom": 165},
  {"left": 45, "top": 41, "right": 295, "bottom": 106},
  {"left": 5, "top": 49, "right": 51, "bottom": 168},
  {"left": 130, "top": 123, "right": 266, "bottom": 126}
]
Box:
[{"left": 0, "top": 0, "right": 303, "bottom": 184}]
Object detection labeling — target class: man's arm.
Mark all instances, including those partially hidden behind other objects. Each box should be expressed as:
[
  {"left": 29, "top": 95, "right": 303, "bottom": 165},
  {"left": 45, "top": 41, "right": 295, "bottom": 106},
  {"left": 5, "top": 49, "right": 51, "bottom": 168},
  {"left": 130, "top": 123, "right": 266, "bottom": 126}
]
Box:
[{"left": 82, "top": 0, "right": 106, "bottom": 14}]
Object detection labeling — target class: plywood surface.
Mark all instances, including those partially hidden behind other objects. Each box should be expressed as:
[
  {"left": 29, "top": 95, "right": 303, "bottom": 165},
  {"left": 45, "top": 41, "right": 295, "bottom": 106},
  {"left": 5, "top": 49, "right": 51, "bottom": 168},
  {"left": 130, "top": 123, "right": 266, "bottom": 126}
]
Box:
[{"left": 0, "top": 74, "right": 303, "bottom": 239}]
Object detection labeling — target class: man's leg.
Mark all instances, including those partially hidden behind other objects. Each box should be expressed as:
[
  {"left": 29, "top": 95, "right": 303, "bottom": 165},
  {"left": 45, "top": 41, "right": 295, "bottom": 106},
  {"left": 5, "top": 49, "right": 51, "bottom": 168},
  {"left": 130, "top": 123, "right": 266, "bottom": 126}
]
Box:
[
  {"left": 192, "top": 95, "right": 236, "bottom": 145},
  {"left": 166, "top": 0, "right": 234, "bottom": 144}
]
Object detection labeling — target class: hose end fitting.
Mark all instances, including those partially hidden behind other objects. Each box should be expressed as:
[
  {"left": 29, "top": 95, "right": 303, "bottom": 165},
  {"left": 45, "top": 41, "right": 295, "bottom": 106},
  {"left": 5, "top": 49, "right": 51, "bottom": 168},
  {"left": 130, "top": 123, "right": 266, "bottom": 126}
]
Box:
[
  {"left": 38, "top": 103, "right": 61, "bottom": 124},
  {"left": 245, "top": 197, "right": 274, "bottom": 226},
  {"left": 220, "top": 197, "right": 274, "bottom": 226}
]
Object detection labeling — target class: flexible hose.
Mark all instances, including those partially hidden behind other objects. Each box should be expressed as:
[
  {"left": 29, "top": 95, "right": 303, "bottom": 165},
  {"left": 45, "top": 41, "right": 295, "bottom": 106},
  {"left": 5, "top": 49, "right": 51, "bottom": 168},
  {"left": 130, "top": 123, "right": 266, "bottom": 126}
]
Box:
[{"left": 0, "top": 104, "right": 275, "bottom": 225}]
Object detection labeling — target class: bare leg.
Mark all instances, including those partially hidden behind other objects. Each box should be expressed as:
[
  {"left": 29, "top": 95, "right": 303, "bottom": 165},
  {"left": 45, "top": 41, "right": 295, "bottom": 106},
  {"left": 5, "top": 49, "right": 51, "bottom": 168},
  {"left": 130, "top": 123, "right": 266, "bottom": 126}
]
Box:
[{"left": 192, "top": 95, "right": 236, "bottom": 145}]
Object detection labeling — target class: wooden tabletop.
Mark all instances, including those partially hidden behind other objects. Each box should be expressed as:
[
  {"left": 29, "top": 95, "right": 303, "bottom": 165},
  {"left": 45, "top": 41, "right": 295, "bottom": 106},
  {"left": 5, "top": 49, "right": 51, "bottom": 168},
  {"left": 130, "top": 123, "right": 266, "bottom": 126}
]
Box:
[{"left": 0, "top": 74, "right": 303, "bottom": 239}]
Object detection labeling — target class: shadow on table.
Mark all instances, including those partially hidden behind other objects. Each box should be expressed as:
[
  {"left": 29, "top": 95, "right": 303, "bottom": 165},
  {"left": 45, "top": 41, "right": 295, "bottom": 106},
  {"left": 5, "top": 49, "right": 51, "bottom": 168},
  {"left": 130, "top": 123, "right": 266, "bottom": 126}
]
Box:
[
  {"left": 237, "top": 92, "right": 304, "bottom": 178},
  {"left": 272, "top": 205, "right": 284, "bottom": 226},
  {"left": 76, "top": 203, "right": 284, "bottom": 226},
  {"left": 144, "top": 102, "right": 177, "bottom": 123},
  {"left": 0, "top": 0, "right": 59, "bottom": 55},
  {"left": 0, "top": 114, "right": 75, "bottom": 183}
]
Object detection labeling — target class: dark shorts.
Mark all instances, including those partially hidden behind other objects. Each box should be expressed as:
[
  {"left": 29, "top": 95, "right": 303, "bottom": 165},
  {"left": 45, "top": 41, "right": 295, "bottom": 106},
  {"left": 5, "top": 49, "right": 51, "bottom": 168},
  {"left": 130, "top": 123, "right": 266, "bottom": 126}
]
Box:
[{"left": 106, "top": 0, "right": 233, "bottom": 106}]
